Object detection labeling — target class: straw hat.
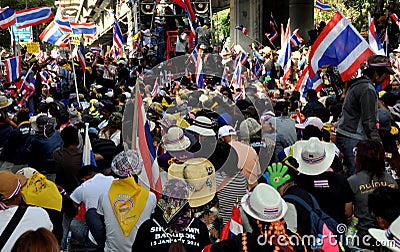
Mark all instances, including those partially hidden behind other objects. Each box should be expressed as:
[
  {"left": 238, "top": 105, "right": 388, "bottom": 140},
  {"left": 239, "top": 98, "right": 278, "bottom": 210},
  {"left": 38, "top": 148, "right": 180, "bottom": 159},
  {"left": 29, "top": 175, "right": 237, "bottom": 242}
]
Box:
[
  {"left": 292, "top": 137, "right": 335, "bottom": 176},
  {"left": 0, "top": 95, "right": 12, "bottom": 109},
  {"left": 162, "top": 126, "right": 191, "bottom": 152},
  {"left": 168, "top": 158, "right": 216, "bottom": 208},
  {"left": 241, "top": 183, "right": 288, "bottom": 222},
  {"left": 369, "top": 215, "right": 400, "bottom": 252}
]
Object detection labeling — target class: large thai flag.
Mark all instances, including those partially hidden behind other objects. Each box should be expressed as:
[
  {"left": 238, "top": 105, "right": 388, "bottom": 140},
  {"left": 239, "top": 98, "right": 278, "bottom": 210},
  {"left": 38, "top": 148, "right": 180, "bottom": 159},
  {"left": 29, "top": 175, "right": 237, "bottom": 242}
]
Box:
[
  {"left": 291, "top": 29, "right": 304, "bottom": 48},
  {"left": 295, "top": 66, "right": 323, "bottom": 98},
  {"left": 40, "top": 70, "right": 50, "bottom": 85},
  {"left": 315, "top": 0, "right": 332, "bottom": 12},
  {"left": 70, "top": 22, "right": 96, "bottom": 38},
  {"left": 77, "top": 36, "right": 86, "bottom": 73},
  {"left": 0, "top": 7, "right": 16, "bottom": 29},
  {"left": 231, "top": 64, "right": 242, "bottom": 89},
  {"left": 278, "top": 21, "right": 292, "bottom": 84},
  {"left": 221, "top": 66, "right": 229, "bottom": 87},
  {"left": 368, "top": 17, "right": 385, "bottom": 55},
  {"left": 16, "top": 6, "right": 54, "bottom": 29},
  {"left": 40, "top": 21, "right": 70, "bottom": 46},
  {"left": 3, "top": 56, "right": 22, "bottom": 83},
  {"left": 390, "top": 13, "right": 400, "bottom": 30},
  {"left": 266, "top": 13, "right": 279, "bottom": 42},
  {"left": 190, "top": 47, "right": 199, "bottom": 66},
  {"left": 135, "top": 90, "right": 162, "bottom": 193},
  {"left": 196, "top": 51, "right": 204, "bottom": 88},
  {"left": 220, "top": 204, "right": 243, "bottom": 241},
  {"left": 308, "top": 11, "right": 374, "bottom": 82},
  {"left": 54, "top": 7, "right": 72, "bottom": 33},
  {"left": 182, "top": 0, "right": 197, "bottom": 36},
  {"left": 18, "top": 67, "right": 36, "bottom": 106},
  {"left": 82, "top": 123, "right": 97, "bottom": 167}
]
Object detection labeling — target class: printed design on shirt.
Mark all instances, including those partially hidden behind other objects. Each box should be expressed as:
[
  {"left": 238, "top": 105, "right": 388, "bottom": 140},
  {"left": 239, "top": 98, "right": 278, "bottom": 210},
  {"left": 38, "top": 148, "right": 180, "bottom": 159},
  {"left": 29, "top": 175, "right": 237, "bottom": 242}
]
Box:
[
  {"left": 314, "top": 180, "right": 329, "bottom": 188},
  {"left": 149, "top": 225, "right": 201, "bottom": 247},
  {"left": 358, "top": 181, "right": 396, "bottom": 194},
  {"left": 113, "top": 198, "right": 135, "bottom": 225}
]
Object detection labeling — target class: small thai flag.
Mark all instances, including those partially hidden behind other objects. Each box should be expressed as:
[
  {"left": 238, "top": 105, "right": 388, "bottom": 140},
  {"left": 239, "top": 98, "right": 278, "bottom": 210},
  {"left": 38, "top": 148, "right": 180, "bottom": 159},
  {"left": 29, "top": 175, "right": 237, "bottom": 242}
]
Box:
[
  {"left": 82, "top": 123, "right": 97, "bottom": 167},
  {"left": 3, "top": 56, "right": 22, "bottom": 83},
  {"left": 314, "top": 180, "right": 329, "bottom": 188},
  {"left": 0, "top": 7, "right": 16, "bottom": 29},
  {"left": 234, "top": 90, "right": 243, "bottom": 102},
  {"left": 77, "top": 35, "right": 86, "bottom": 73},
  {"left": 315, "top": 0, "right": 332, "bottom": 12},
  {"left": 291, "top": 29, "right": 304, "bottom": 48},
  {"left": 221, "top": 66, "right": 229, "bottom": 87},
  {"left": 220, "top": 204, "right": 243, "bottom": 241},
  {"left": 196, "top": 51, "right": 204, "bottom": 88},
  {"left": 252, "top": 60, "right": 262, "bottom": 80},
  {"left": 390, "top": 13, "right": 400, "bottom": 30},
  {"left": 235, "top": 25, "right": 249, "bottom": 36},
  {"left": 40, "top": 71, "right": 50, "bottom": 85},
  {"left": 266, "top": 13, "right": 279, "bottom": 42},
  {"left": 90, "top": 46, "right": 102, "bottom": 53},
  {"left": 189, "top": 47, "right": 199, "bottom": 66},
  {"left": 151, "top": 78, "right": 159, "bottom": 96}
]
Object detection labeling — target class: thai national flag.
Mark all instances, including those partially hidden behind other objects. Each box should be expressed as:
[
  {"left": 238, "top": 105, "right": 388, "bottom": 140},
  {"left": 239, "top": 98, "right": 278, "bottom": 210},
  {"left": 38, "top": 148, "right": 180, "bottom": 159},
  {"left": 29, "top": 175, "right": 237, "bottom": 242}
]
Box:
[
  {"left": 221, "top": 66, "right": 229, "bottom": 87},
  {"left": 112, "top": 14, "right": 124, "bottom": 49},
  {"left": 252, "top": 59, "right": 262, "bottom": 80},
  {"left": 291, "top": 29, "right": 304, "bottom": 48},
  {"left": 70, "top": 22, "right": 96, "bottom": 38},
  {"left": 220, "top": 204, "right": 243, "bottom": 241},
  {"left": 390, "top": 13, "right": 400, "bottom": 30},
  {"left": 0, "top": 7, "right": 16, "bottom": 29},
  {"left": 278, "top": 21, "right": 292, "bottom": 84},
  {"left": 266, "top": 13, "right": 279, "bottom": 42},
  {"left": 368, "top": 17, "right": 385, "bottom": 55},
  {"left": 40, "top": 71, "right": 50, "bottom": 85},
  {"left": 151, "top": 78, "right": 159, "bottom": 96},
  {"left": 308, "top": 10, "right": 373, "bottom": 82},
  {"left": 231, "top": 63, "right": 242, "bottom": 88},
  {"left": 196, "top": 51, "right": 204, "bottom": 88},
  {"left": 295, "top": 66, "right": 323, "bottom": 98},
  {"left": 54, "top": 7, "right": 72, "bottom": 33},
  {"left": 3, "top": 56, "right": 22, "bottom": 83},
  {"left": 90, "top": 46, "right": 102, "bottom": 53},
  {"left": 234, "top": 89, "right": 243, "bottom": 102},
  {"left": 135, "top": 89, "right": 162, "bottom": 193},
  {"left": 235, "top": 25, "right": 249, "bottom": 35},
  {"left": 189, "top": 47, "right": 199, "bottom": 66},
  {"left": 40, "top": 21, "right": 71, "bottom": 46},
  {"left": 182, "top": 0, "right": 197, "bottom": 36},
  {"left": 314, "top": 180, "right": 329, "bottom": 188},
  {"left": 77, "top": 36, "right": 86, "bottom": 73},
  {"left": 82, "top": 123, "right": 97, "bottom": 167},
  {"left": 315, "top": 0, "right": 332, "bottom": 12},
  {"left": 16, "top": 6, "right": 54, "bottom": 29},
  {"left": 18, "top": 67, "right": 36, "bottom": 106}
]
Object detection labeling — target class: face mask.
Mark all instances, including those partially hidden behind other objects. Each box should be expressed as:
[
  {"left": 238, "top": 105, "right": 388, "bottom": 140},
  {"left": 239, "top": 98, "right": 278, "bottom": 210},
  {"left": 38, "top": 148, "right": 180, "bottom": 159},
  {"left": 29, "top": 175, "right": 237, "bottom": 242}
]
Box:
[{"left": 222, "top": 96, "right": 228, "bottom": 103}]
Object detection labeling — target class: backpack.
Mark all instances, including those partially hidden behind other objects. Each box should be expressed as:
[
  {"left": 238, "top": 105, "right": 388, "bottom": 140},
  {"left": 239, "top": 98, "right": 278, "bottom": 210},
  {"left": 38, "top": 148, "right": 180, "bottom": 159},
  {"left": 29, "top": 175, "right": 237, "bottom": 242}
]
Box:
[{"left": 283, "top": 193, "right": 346, "bottom": 251}]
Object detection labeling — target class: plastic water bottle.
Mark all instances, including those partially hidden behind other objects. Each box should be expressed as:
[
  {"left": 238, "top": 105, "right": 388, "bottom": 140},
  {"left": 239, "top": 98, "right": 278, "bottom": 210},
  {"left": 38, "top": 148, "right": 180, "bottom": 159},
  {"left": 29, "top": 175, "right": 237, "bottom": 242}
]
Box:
[
  {"left": 65, "top": 231, "right": 72, "bottom": 252},
  {"left": 346, "top": 217, "right": 358, "bottom": 247}
]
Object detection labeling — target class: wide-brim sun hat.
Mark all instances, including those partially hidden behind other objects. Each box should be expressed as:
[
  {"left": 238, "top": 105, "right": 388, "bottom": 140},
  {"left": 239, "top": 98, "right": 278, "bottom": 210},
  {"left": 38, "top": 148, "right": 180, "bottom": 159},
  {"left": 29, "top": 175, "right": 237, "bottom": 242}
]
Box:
[
  {"left": 186, "top": 116, "right": 215, "bottom": 136},
  {"left": 241, "top": 183, "right": 288, "bottom": 222},
  {"left": 0, "top": 95, "right": 12, "bottom": 109},
  {"left": 293, "top": 137, "right": 335, "bottom": 176},
  {"left": 295, "top": 116, "right": 324, "bottom": 130},
  {"left": 162, "top": 126, "right": 191, "bottom": 152},
  {"left": 369, "top": 215, "right": 400, "bottom": 252}
]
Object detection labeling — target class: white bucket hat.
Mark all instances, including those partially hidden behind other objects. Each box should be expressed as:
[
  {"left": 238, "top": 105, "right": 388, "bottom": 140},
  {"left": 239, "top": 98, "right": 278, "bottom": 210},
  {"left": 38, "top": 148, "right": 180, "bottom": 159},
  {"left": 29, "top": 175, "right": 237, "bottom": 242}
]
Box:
[
  {"left": 186, "top": 116, "right": 215, "bottom": 136},
  {"left": 241, "top": 183, "right": 288, "bottom": 222},
  {"left": 369, "top": 216, "right": 400, "bottom": 252},
  {"left": 162, "top": 126, "right": 191, "bottom": 152},
  {"left": 293, "top": 137, "right": 335, "bottom": 176}
]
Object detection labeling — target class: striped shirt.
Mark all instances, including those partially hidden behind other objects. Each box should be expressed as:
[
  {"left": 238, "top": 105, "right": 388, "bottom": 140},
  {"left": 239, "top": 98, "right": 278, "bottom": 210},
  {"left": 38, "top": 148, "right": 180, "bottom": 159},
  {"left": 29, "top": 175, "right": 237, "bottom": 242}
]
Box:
[{"left": 216, "top": 170, "right": 248, "bottom": 226}]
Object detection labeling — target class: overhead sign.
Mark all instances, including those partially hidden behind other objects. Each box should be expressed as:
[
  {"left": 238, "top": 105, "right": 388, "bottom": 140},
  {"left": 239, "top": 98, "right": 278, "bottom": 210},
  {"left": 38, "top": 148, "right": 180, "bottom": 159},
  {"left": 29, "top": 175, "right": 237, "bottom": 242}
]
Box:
[{"left": 12, "top": 25, "right": 33, "bottom": 42}]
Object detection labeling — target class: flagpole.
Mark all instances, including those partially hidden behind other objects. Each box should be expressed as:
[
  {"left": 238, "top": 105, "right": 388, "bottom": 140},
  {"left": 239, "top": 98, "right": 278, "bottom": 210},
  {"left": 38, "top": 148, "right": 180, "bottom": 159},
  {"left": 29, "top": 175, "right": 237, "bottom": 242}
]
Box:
[
  {"left": 131, "top": 78, "right": 140, "bottom": 150},
  {"left": 70, "top": 43, "right": 80, "bottom": 104}
]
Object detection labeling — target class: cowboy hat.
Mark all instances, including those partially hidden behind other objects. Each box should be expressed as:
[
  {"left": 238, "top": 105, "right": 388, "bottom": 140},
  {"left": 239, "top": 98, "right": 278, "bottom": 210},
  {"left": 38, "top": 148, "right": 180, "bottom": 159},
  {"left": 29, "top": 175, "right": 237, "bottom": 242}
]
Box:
[
  {"left": 292, "top": 137, "right": 335, "bottom": 176},
  {"left": 241, "top": 183, "right": 288, "bottom": 222},
  {"left": 186, "top": 116, "right": 216, "bottom": 136},
  {"left": 162, "top": 126, "right": 191, "bottom": 152},
  {"left": 369, "top": 215, "right": 400, "bottom": 252},
  {"left": 168, "top": 158, "right": 216, "bottom": 208},
  {"left": 0, "top": 95, "right": 12, "bottom": 109}
]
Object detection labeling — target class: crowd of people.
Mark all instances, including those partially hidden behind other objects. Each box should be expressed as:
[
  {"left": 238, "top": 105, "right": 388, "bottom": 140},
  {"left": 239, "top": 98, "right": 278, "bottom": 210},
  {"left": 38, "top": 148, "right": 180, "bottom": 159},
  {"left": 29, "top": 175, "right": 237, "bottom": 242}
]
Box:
[{"left": 1, "top": 11, "right": 400, "bottom": 252}]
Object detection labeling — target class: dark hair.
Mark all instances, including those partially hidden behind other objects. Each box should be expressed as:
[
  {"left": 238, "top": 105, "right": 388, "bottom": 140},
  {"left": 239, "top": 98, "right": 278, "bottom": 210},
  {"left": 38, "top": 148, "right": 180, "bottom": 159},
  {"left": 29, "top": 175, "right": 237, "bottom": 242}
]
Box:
[
  {"left": 355, "top": 139, "right": 385, "bottom": 179},
  {"left": 306, "top": 89, "right": 318, "bottom": 100},
  {"left": 12, "top": 228, "right": 59, "bottom": 252},
  {"left": 380, "top": 131, "right": 400, "bottom": 177},
  {"left": 16, "top": 111, "right": 30, "bottom": 125},
  {"left": 61, "top": 126, "right": 79, "bottom": 147},
  {"left": 78, "top": 165, "right": 98, "bottom": 180},
  {"left": 368, "top": 186, "right": 400, "bottom": 224},
  {"left": 302, "top": 125, "right": 322, "bottom": 140}
]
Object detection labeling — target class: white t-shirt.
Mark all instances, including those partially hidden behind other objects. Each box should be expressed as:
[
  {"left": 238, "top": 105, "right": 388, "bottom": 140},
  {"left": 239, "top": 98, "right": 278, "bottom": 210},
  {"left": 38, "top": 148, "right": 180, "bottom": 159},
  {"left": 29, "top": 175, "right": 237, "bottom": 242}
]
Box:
[
  {"left": 0, "top": 206, "right": 53, "bottom": 251},
  {"left": 70, "top": 173, "right": 115, "bottom": 210},
  {"left": 175, "top": 33, "right": 188, "bottom": 53},
  {"left": 97, "top": 187, "right": 156, "bottom": 252}
]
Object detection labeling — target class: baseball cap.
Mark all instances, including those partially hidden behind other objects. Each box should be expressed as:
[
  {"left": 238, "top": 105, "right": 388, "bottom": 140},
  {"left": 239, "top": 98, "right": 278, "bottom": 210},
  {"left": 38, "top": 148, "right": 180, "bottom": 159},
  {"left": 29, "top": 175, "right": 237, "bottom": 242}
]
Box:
[{"left": 218, "top": 125, "right": 237, "bottom": 139}]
